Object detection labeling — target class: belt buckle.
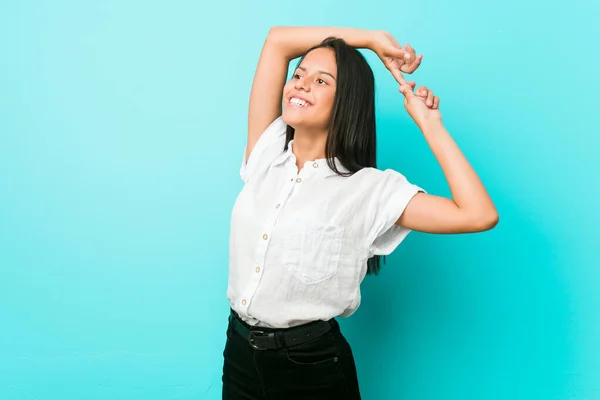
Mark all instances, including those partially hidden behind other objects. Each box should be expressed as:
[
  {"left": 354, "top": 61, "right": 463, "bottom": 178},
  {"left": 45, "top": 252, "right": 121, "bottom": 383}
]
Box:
[{"left": 248, "top": 330, "right": 270, "bottom": 350}]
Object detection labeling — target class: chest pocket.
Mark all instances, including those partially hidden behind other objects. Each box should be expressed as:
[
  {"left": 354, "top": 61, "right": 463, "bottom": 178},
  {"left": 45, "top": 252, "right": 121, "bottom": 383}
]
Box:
[{"left": 281, "top": 217, "right": 344, "bottom": 285}]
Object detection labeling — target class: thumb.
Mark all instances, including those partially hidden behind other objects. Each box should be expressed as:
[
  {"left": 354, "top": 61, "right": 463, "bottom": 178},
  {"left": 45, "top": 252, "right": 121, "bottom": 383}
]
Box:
[{"left": 387, "top": 46, "right": 411, "bottom": 61}]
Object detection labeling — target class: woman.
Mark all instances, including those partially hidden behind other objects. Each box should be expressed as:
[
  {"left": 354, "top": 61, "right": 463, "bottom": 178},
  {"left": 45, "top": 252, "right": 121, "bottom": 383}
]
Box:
[{"left": 223, "top": 26, "right": 498, "bottom": 400}]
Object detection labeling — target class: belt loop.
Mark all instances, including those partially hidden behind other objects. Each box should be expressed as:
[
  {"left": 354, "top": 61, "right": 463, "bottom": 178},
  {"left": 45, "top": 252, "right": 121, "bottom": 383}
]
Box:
[{"left": 274, "top": 332, "right": 285, "bottom": 348}]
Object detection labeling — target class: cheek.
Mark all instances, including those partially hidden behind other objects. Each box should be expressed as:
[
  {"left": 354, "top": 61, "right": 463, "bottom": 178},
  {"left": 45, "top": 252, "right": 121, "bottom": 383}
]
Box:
[
  {"left": 318, "top": 91, "right": 336, "bottom": 116},
  {"left": 282, "top": 82, "right": 294, "bottom": 97}
]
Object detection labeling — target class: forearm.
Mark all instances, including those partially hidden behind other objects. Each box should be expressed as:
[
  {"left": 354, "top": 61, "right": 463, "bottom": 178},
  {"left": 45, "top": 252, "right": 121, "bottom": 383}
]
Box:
[
  {"left": 267, "top": 26, "right": 375, "bottom": 60},
  {"left": 420, "top": 120, "right": 497, "bottom": 219}
]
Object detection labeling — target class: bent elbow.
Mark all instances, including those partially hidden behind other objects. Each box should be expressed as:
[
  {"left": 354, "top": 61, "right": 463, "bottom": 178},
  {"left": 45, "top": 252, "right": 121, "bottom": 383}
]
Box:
[
  {"left": 475, "top": 210, "right": 499, "bottom": 232},
  {"left": 487, "top": 212, "right": 500, "bottom": 230}
]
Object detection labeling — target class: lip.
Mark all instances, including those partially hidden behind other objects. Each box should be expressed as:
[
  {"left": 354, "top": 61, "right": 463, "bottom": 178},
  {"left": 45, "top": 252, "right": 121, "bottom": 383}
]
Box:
[{"left": 288, "top": 94, "right": 313, "bottom": 107}]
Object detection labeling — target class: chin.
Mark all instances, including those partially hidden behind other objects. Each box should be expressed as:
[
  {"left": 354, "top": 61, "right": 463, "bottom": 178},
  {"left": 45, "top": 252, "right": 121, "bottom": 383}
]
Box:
[
  {"left": 282, "top": 106, "right": 332, "bottom": 133},
  {"left": 281, "top": 111, "right": 302, "bottom": 128},
  {"left": 282, "top": 110, "right": 318, "bottom": 129}
]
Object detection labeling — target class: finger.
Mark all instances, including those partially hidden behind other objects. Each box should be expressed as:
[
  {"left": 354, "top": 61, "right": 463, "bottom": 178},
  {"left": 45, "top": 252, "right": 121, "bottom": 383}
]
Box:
[
  {"left": 433, "top": 96, "right": 440, "bottom": 109},
  {"left": 405, "top": 43, "right": 417, "bottom": 60},
  {"left": 400, "top": 53, "right": 423, "bottom": 74},
  {"left": 388, "top": 47, "right": 409, "bottom": 60},
  {"left": 416, "top": 86, "right": 428, "bottom": 98},
  {"left": 388, "top": 36, "right": 411, "bottom": 60},
  {"left": 402, "top": 44, "right": 411, "bottom": 62},
  {"left": 426, "top": 89, "right": 434, "bottom": 107},
  {"left": 407, "top": 80, "right": 416, "bottom": 89},
  {"left": 398, "top": 83, "right": 415, "bottom": 97},
  {"left": 402, "top": 54, "right": 423, "bottom": 73},
  {"left": 393, "top": 70, "right": 408, "bottom": 86},
  {"left": 409, "top": 54, "right": 423, "bottom": 71}
]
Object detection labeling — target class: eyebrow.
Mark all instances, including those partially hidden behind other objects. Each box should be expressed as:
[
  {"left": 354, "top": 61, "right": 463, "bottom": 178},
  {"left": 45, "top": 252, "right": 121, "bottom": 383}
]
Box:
[{"left": 297, "top": 66, "right": 336, "bottom": 80}]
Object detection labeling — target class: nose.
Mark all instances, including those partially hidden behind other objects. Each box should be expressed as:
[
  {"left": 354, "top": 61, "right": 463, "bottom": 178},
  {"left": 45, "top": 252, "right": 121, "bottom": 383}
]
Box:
[{"left": 294, "top": 76, "right": 310, "bottom": 91}]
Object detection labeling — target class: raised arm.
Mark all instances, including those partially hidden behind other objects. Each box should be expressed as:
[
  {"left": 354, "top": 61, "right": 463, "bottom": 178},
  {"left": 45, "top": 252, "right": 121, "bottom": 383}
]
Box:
[
  {"left": 246, "top": 27, "right": 421, "bottom": 160},
  {"left": 395, "top": 84, "right": 499, "bottom": 233}
]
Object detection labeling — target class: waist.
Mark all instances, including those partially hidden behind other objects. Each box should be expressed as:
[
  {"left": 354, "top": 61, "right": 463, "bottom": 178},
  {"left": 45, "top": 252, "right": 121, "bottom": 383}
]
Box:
[
  {"left": 227, "top": 290, "right": 360, "bottom": 327},
  {"left": 228, "top": 308, "right": 338, "bottom": 350}
]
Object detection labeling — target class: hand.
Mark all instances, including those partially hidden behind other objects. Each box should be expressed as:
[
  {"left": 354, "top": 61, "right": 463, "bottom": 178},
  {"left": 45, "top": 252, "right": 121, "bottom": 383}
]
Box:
[
  {"left": 398, "top": 83, "right": 441, "bottom": 128},
  {"left": 370, "top": 30, "right": 423, "bottom": 85}
]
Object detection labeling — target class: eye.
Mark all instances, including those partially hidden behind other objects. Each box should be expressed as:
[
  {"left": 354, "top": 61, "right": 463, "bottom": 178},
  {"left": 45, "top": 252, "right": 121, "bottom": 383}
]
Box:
[
  {"left": 293, "top": 73, "right": 302, "bottom": 79},
  {"left": 317, "top": 78, "right": 327, "bottom": 85}
]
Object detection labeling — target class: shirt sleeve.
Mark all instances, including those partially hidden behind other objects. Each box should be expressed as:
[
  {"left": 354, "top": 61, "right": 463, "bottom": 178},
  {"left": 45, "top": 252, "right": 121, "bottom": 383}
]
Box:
[
  {"left": 240, "top": 117, "right": 287, "bottom": 183},
  {"left": 364, "top": 168, "right": 425, "bottom": 257}
]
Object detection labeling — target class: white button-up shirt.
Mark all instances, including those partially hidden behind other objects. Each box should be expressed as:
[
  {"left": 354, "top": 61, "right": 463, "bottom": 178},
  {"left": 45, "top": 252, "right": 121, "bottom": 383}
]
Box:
[{"left": 228, "top": 117, "right": 424, "bottom": 328}]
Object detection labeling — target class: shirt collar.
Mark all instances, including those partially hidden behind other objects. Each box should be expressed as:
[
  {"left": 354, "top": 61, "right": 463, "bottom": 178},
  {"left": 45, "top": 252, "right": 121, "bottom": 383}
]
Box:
[{"left": 273, "top": 139, "right": 349, "bottom": 177}]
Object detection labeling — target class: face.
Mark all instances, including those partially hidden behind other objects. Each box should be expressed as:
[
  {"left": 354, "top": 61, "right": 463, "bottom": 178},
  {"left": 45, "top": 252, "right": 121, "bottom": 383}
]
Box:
[{"left": 281, "top": 47, "right": 337, "bottom": 131}]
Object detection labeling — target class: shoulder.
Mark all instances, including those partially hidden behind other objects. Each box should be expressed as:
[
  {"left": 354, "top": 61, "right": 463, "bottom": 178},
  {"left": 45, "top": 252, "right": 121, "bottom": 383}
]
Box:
[
  {"left": 267, "top": 115, "right": 287, "bottom": 133},
  {"left": 325, "top": 167, "right": 414, "bottom": 205},
  {"left": 257, "top": 116, "right": 287, "bottom": 143},
  {"left": 347, "top": 167, "right": 423, "bottom": 206},
  {"left": 349, "top": 167, "right": 410, "bottom": 185},
  {"left": 240, "top": 116, "right": 287, "bottom": 183}
]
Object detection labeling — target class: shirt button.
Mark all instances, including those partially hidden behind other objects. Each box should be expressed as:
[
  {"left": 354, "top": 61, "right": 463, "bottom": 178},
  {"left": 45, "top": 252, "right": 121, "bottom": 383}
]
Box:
[
  {"left": 296, "top": 178, "right": 302, "bottom": 183},
  {"left": 263, "top": 234, "right": 268, "bottom": 240},
  {"left": 313, "top": 162, "right": 319, "bottom": 168},
  {"left": 276, "top": 204, "right": 280, "bottom": 209},
  {"left": 242, "top": 299, "right": 247, "bottom": 305},
  {"left": 255, "top": 267, "right": 260, "bottom": 273}
]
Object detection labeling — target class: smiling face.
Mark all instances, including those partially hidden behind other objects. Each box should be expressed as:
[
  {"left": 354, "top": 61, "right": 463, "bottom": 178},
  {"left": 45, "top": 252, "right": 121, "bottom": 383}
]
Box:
[{"left": 281, "top": 47, "right": 337, "bottom": 131}]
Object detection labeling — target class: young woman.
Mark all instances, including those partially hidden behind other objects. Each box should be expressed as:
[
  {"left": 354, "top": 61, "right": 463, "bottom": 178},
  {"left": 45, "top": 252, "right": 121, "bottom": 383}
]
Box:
[{"left": 222, "top": 26, "right": 498, "bottom": 400}]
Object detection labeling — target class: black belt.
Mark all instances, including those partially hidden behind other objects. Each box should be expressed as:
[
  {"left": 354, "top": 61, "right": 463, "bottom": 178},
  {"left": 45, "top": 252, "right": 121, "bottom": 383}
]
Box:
[{"left": 229, "top": 310, "right": 334, "bottom": 350}]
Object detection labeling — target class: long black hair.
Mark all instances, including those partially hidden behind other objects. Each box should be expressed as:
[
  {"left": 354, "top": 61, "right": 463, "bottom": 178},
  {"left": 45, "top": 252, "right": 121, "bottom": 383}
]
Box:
[{"left": 283, "top": 37, "right": 385, "bottom": 275}]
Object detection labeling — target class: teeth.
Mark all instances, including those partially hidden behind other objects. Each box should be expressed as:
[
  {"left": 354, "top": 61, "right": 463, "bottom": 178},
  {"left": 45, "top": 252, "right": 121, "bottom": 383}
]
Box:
[{"left": 290, "top": 97, "right": 308, "bottom": 107}]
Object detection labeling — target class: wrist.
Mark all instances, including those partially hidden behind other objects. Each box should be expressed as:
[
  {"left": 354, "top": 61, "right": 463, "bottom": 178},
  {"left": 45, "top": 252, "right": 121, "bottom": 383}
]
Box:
[
  {"left": 364, "top": 30, "right": 380, "bottom": 50},
  {"left": 338, "top": 27, "right": 378, "bottom": 50},
  {"left": 418, "top": 117, "right": 444, "bottom": 134}
]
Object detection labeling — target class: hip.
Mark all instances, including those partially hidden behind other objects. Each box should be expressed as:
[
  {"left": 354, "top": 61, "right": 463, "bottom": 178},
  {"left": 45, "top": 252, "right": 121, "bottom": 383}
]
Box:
[{"left": 222, "top": 309, "right": 362, "bottom": 399}]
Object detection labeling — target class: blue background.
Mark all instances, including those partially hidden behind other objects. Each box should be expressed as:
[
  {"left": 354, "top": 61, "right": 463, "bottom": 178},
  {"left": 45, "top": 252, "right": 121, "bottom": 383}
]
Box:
[{"left": 1, "top": 0, "right": 598, "bottom": 399}]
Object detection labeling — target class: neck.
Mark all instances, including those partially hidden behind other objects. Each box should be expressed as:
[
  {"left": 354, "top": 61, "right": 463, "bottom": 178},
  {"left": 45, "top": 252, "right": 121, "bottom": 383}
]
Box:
[{"left": 291, "top": 128, "right": 328, "bottom": 170}]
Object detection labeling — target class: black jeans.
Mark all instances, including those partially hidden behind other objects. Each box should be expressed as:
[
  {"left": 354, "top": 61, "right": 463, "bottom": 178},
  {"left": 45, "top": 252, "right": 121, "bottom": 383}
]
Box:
[{"left": 221, "top": 312, "right": 362, "bottom": 399}]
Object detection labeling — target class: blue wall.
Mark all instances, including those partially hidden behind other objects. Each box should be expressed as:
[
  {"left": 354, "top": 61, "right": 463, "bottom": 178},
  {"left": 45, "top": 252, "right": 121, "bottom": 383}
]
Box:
[{"left": 1, "top": 1, "right": 598, "bottom": 399}]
